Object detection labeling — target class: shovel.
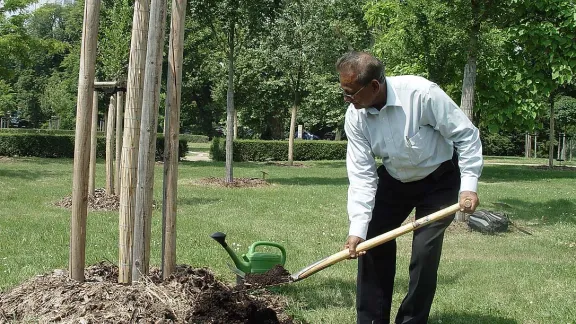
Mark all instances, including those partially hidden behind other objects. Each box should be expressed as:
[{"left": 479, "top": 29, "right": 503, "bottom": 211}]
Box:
[{"left": 289, "top": 202, "right": 463, "bottom": 282}]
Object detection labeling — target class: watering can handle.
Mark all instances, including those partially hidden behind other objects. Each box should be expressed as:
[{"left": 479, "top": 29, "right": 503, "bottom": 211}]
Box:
[{"left": 249, "top": 242, "right": 287, "bottom": 265}]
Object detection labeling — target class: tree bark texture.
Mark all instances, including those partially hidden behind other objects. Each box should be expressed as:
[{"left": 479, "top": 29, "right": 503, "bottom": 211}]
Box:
[
  {"left": 119, "top": 0, "right": 150, "bottom": 284},
  {"left": 161, "top": 0, "right": 186, "bottom": 279},
  {"left": 225, "top": 20, "right": 235, "bottom": 183},
  {"left": 106, "top": 94, "right": 116, "bottom": 195},
  {"left": 70, "top": 0, "right": 101, "bottom": 282},
  {"left": 115, "top": 91, "right": 124, "bottom": 194},
  {"left": 88, "top": 91, "right": 98, "bottom": 196},
  {"left": 132, "top": 0, "right": 167, "bottom": 282}
]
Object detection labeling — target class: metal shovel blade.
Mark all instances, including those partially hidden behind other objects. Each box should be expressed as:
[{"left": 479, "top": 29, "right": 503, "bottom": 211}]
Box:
[{"left": 227, "top": 262, "right": 246, "bottom": 278}]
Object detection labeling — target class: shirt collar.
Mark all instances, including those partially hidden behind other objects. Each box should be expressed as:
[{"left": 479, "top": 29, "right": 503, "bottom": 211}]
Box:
[{"left": 366, "top": 77, "right": 402, "bottom": 115}]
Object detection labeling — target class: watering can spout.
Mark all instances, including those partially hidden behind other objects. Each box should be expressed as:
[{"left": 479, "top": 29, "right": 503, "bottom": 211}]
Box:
[{"left": 210, "top": 232, "right": 251, "bottom": 274}]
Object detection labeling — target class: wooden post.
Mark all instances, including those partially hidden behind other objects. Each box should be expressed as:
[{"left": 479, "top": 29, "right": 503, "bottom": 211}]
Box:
[
  {"left": 132, "top": 0, "right": 167, "bottom": 282},
  {"left": 534, "top": 135, "right": 538, "bottom": 158},
  {"left": 89, "top": 90, "right": 98, "bottom": 195},
  {"left": 288, "top": 105, "right": 297, "bottom": 166},
  {"left": 162, "top": 0, "right": 186, "bottom": 279},
  {"left": 70, "top": 0, "right": 101, "bottom": 282},
  {"left": 106, "top": 94, "right": 116, "bottom": 195},
  {"left": 525, "top": 133, "right": 529, "bottom": 158},
  {"left": 560, "top": 133, "right": 566, "bottom": 161},
  {"left": 115, "top": 91, "right": 124, "bottom": 194},
  {"left": 119, "top": 0, "right": 150, "bottom": 284}
]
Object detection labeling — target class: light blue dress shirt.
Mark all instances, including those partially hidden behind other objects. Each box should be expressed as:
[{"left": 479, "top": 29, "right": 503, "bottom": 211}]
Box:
[{"left": 344, "top": 75, "right": 483, "bottom": 239}]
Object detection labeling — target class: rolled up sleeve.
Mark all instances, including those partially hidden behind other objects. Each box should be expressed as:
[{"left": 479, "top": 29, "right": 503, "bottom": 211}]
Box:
[{"left": 344, "top": 107, "right": 378, "bottom": 239}]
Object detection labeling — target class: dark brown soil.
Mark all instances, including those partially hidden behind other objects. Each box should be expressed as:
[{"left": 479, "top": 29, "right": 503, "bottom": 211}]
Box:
[
  {"left": 195, "top": 177, "right": 270, "bottom": 188},
  {"left": 55, "top": 188, "right": 120, "bottom": 211},
  {"left": 243, "top": 265, "right": 292, "bottom": 288},
  {"left": 0, "top": 262, "right": 295, "bottom": 323}
]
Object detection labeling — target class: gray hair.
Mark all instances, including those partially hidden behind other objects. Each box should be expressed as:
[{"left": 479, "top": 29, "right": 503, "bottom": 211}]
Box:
[{"left": 336, "top": 51, "right": 386, "bottom": 85}]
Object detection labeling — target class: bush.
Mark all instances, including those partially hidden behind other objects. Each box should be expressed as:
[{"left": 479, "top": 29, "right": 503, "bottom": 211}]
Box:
[
  {"left": 210, "top": 138, "right": 347, "bottom": 162},
  {"left": 480, "top": 132, "right": 526, "bottom": 156},
  {"left": 179, "top": 134, "right": 209, "bottom": 143},
  {"left": 0, "top": 134, "right": 187, "bottom": 160}
]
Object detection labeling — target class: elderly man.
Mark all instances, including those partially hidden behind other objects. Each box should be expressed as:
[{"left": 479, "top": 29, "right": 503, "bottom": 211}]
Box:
[{"left": 337, "top": 51, "right": 483, "bottom": 324}]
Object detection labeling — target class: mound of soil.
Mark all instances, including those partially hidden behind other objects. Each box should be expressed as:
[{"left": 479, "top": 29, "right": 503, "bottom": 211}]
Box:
[
  {"left": 195, "top": 177, "right": 270, "bottom": 188},
  {"left": 0, "top": 262, "right": 295, "bottom": 323},
  {"left": 55, "top": 188, "right": 121, "bottom": 212},
  {"left": 244, "top": 265, "right": 292, "bottom": 288}
]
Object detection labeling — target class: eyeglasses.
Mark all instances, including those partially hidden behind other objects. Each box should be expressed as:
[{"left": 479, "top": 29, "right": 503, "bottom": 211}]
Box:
[{"left": 341, "top": 84, "right": 367, "bottom": 101}]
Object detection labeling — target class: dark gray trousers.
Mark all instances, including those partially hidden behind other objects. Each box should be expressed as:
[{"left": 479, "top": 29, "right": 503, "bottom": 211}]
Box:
[{"left": 356, "top": 155, "right": 460, "bottom": 324}]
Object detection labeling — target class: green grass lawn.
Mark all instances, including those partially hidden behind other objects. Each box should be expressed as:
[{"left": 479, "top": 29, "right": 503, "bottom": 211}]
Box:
[
  {"left": 0, "top": 157, "right": 575, "bottom": 323},
  {"left": 187, "top": 142, "right": 211, "bottom": 153}
]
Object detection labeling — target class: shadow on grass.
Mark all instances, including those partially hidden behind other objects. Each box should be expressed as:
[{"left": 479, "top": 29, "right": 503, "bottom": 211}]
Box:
[
  {"left": 277, "top": 269, "right": 465, "bottom": 311},
  {"left": 481, "top": 165, "right": 576, "bottom": 183},
  {"left": 269, "top": 177, "right": 348, "bottom": 186},
  {"left": 0, "top": 169, "right": 44, "bottom": 180},
  {"left": 429, "top": 313, "right": 518, "bottom": 324},
  {"left": 488, "top": 198, "right": 576, "bottom": 225}
]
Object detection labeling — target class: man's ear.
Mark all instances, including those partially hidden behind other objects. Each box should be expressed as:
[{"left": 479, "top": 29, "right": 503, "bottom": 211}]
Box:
[{"left": 371, "top": 79, "right": 380, "bottom": 92}]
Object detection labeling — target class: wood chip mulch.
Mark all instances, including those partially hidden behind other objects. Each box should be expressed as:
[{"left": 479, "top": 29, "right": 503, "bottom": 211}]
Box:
[
  {"left": 0, "top": 262, "right": 296, "bottom": 324},
  {"left": 55, "top": 188, "right": 120, "bottom": 211}
]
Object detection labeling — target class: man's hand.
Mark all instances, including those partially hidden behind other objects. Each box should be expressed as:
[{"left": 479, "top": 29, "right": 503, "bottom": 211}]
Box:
[
  {"left": 344, "top": 235, "right": 366, "bottom": 259},
  {"left": 459, "top": 191, "right": 479, "bottom": 213}
]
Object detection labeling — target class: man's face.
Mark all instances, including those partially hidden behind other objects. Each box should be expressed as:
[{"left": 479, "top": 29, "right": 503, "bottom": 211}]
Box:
[{"left": 338, "top": 71, "right": 375, "bottom": 109}]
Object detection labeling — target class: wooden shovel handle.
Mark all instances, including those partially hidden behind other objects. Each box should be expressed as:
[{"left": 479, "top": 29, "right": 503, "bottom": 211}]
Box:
[{"left": 291, "top": 203, "right": 461, "bottom": 281}]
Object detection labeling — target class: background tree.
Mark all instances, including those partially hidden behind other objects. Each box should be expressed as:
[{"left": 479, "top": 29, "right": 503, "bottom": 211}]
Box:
[
  {"left": 188, "top": 0, "right": 281, "bottom": 182},
  {"left": 508, "top": 0, "right": 576, "bottom": 167}
]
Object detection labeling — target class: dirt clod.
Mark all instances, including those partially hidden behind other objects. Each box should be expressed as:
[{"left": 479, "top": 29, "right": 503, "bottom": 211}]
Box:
[
  {"left": 0, "top": 262, "right": 295, "bottom": 323},
  {"left": 243, "top": 265, "right": 292, "bottom": 288}
]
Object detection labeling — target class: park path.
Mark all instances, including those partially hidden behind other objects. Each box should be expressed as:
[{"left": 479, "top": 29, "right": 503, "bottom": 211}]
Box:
[{"left": 183, "top": 151, "right": 211, "bottom": 162}]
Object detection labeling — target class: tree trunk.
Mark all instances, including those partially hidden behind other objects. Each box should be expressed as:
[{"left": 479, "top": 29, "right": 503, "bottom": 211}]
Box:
[
  {"left": 456, "top": 0, "right": 480, "bottom": 222},
  {"left": 119, "top": 0, "right": 150, "bottom": 284},
  {"left": 162, "top": 0, "right": 186, "bottom": 280},
  {"left": 288, "top": 104, "right": 297, "bottom": 166},
  {"left": 106, "top": 94, "right": 116, "bottom": 195},
  {"left": 70, "top": 0, "right": 101, "bottom": 282},
  {"left": 115, "top": 91, "right": 124, "bottom": 194},
  {"left": 234, "top": 110, "right": 238, "bottom": 140},
  {"left": 225, "top": 20, "right": 235, "bottom": 183},
  {"left": 132, "top": 0, "right": 167, "bottom": 282},
  {"left": 89, "top": 90, "right": 98, "bottom": 196},
  {"left": 548, "top": 94, "right": 555, "bottom": 168}
]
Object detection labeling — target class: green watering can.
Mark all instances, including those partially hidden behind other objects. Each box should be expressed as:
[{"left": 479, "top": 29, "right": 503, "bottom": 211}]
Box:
[{"left": 210, "top": 232, "right": 286, "bottom": 278}]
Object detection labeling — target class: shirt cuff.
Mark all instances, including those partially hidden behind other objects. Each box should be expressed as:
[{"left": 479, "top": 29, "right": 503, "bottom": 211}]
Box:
[
  {"left": 349, "top": 220, "right": 369, "bottom": 240},
  {"left": 460, "top": 176, "right": 478, "bottom": 193}
]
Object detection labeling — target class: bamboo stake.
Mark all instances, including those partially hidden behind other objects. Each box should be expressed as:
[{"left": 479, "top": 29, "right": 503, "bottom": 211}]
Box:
[
  {"left": 70, "top": 0, "right": 101, "bottom": 282},
  {"left": 88, "top": 90, "right": 98, "bottom": 195},
  {"left": 115, "top": 91, "right": 124, "bottom": 194},
  {"left": 162, "top": 0, "right": 187, "bottom": 279},
  {"left": 106, "top": 94, "right": 116, "bottom": 195},
  {"left": 119, "top": 0, "right": 150, "bottom": 284},
  {"left": 132, "top": 0, "right": 167, "bottom": 282}
]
